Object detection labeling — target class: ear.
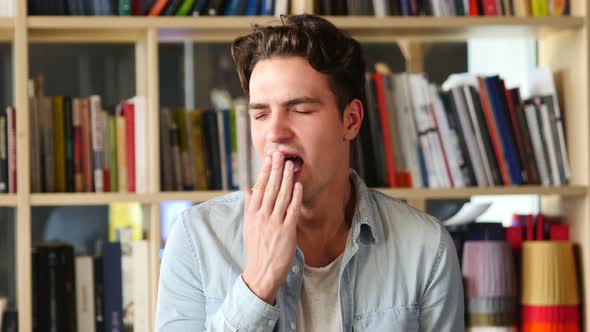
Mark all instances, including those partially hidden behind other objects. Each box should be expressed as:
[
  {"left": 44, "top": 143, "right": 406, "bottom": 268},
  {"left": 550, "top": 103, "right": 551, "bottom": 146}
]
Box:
[{"left": 343, "top": 99, "right": 364, "bottom": 141}]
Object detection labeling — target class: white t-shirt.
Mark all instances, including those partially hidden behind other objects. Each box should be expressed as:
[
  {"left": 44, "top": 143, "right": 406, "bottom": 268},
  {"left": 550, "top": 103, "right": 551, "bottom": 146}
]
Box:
[{"left": 296, "top": 254, "right": 344, "bottom": 332}]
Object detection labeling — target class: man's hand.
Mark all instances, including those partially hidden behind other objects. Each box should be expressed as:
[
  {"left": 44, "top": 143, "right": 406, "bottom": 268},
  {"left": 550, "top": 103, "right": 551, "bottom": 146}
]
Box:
[{"left": 242, "top": 151, "right": 303, "bottom": 305}]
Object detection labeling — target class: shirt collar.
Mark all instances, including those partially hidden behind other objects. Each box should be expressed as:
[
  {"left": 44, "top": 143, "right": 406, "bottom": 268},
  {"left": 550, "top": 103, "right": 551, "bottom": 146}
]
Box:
[{"left": 349, "top": 169, "right": 383, "bottom": 245}]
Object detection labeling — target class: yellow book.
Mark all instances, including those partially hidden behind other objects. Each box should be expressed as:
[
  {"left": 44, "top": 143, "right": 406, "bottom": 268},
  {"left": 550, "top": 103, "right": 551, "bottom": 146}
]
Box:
[
  {"left": 108, "top": 202, "right": 143, "bottom": 242},
  {"left": 187, "top": 110, "right": 208, "bottom": 190},
  {"left": 53, "top": 96, "right": 66, "bottom": 192},
  {"left": 531, "top": 0, "right": 548, "bottom": 16},
  {"left": 116, "top": 113, "right": 127, "bottom": 193}
]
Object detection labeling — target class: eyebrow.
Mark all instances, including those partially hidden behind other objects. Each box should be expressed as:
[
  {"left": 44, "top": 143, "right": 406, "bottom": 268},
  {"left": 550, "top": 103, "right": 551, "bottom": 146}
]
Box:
[{"left": 247, "top": 96, "right": 323, "bottom": 112}]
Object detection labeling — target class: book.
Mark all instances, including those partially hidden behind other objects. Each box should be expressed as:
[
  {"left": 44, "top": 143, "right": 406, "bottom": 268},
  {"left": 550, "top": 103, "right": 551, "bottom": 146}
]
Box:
[
  {"left": 102, "top": 242, "right": 124, "bottom": 332},
  {"left": 75, "top": 256, "right": 96, "bottom": 332}
]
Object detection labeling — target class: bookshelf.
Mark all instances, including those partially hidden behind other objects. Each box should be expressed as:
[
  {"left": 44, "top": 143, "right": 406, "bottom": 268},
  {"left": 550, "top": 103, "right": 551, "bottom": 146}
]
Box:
[{"left": 5, "top": 0, "right": 590, "bottom": 331}]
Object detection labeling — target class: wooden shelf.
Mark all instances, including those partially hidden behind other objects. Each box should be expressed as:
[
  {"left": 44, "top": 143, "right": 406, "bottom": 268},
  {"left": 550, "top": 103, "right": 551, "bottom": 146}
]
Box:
[
  {"left": 0, "top": 194, "right": 17, "bottom": 207},
  {"left": 26, "top": 16, "right": 585, "bottom": 42},
  {"left": 28, "top": 186, "right": 588, "bottom": 206},
  {"left": 0, "top": 17, "right": 13, "bottom": 41}
]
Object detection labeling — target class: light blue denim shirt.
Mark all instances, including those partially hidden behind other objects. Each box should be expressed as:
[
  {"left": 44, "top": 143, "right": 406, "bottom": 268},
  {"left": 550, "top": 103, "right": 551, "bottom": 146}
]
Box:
[{"left": 156, "top": 170, "right": 465, "bottom": 331}]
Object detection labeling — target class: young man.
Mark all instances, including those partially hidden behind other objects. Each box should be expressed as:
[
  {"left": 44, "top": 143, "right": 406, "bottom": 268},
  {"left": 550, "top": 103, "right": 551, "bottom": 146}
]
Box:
[{"left": 156, "top": 14, "right": 464, "bottom": 331}]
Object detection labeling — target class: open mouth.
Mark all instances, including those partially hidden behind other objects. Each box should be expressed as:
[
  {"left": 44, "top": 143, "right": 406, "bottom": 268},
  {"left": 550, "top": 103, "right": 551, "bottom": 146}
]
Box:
[{"left": 284, "top": 155, "right": 303, "bottom": 174}]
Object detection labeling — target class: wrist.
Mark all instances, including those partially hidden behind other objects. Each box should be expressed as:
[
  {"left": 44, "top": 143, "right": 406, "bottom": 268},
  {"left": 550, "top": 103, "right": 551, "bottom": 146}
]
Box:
[{"left": 241, "top": 272, "right": 277, "bottom": 305}]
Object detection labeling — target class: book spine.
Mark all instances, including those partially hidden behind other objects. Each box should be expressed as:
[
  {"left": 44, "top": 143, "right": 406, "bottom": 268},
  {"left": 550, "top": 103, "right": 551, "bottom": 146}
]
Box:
[
  {"left": 148, "top": 0, "right": 169, "bottom": 15},
  {"left": 0, "top": 112, "right": 7, "bottom": 193},
  {"left": 53, "top": 97, "right": 66, "bottom": 192},
  {"left": 75, "top": 256, "right": 96, "bottom": 332},
  {"left": 372, "top": 73, "right": 397, "bottom": 187},
  {"left": 124, "top": 102, "right": 136, "bottom": 193},
  {"left": 80, "top": 98, "right": 94, "bottom": 192},
  {"left": 108, "top": 112, "right": 119, "bottom": 192},
  {"left": 116, "top": 105, "right": 128, "bottom": 193},
  {"left": 6, "top": 107, "right": 15, "bottom": 193},
  {"left": 119, "top": 0, "right": 132, "bottom": 14},
  {"left": 90, "top": 95, "right": 105, "bottom": 193},
  {"left": 73, "top": 98, "right": 83, "bottom": 192},
  {"left": 64, "top": 96, "right": 75, "bottom": 192},
  {"left": 175, "top": 0, "right": 195, "bottom": 15},
  {"left": 93, "top": 256, "right": 104, "bottom": 331},
  {"left": 102, "top": 242, "right": 124, "bottom": 332}
]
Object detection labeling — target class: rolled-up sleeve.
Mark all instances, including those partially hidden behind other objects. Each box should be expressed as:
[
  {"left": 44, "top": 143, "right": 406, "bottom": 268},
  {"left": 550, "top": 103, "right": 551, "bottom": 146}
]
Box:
[
  {"left": 419, "top": 225, "right": 465, "bottom": 332},
  {"left": 155, "top": 214, "right": 280, "bottom": 332}
]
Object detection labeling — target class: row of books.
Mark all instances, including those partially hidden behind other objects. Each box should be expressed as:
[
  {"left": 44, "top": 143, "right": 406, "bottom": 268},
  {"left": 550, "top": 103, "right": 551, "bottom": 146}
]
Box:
[
  {"left": 160, "top": 91, "right": 257, "bottom": 191},
  {"left": 29, "top": 92, "right": 149, "bottom": 193},
  {"left": 32, "top": 240, "right": 149, "bottom": 332},
  {"left": 352, "top": 67, "right": 569, "bottom": 189},
  {"left": 0, "top": 106, "right": 16, "bottom": 194},
  {"left": 317, "top": 0, "right": 569, "bottom": 17},
  {"left": 28, "top": 0, "right": 290, "bottom": 16}
]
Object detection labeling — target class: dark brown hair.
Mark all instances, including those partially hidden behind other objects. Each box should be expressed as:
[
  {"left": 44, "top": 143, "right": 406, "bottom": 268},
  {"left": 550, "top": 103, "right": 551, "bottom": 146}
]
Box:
[{"left": 231, "top": 14, "right": 366, "bottom": 114}]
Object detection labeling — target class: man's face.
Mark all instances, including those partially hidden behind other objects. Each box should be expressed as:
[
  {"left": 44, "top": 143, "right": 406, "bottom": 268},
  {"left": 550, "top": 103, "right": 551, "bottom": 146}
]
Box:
[{"left": 248, "top": 56, "right": 352, "bottom": 204}]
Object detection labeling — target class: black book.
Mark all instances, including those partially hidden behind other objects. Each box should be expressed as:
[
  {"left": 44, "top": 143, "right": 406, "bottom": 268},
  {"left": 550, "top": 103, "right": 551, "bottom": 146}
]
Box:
[
  {"left": 63, "top": 96, "right": 75, "bottom": 192},
  {"left": 93, "top": 256, "right": 105, "bottom": 332},
  {"left": 32, "top": 243, "right": 77, "bottom": 332},
  {"left": 509, "top": 88, "right": 540, "bottom": 185},
  {"left": 164, "top": 0, "right": 185, "bottom": 14},
  {"left": 202, "top": 110, "right": 222, "bottom": 190},
  {"left": 440, "top": 91, "right": 477, "bottom": 186},
  {"left": 207, "top": 0, "right": 226, "bottom": 15},
  {"left": 0, "top": 110, "right": 8, "bottom": 193},
  {"left": 1, "top": 311, "right": 17, "bottom": 332},
  {"left": 466, "top": 86, "right": 502, "bottom": 186}
]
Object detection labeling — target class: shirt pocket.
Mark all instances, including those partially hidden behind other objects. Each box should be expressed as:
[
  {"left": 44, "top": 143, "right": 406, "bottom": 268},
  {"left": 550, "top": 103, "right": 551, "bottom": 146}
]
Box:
[{"left": 353, "top": 305, "right": 420, "bottom": 332}]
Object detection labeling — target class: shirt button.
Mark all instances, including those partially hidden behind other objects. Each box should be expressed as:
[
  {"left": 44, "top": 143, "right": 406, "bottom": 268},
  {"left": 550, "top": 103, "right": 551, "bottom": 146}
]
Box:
[
  {"left": 289, "top": 321, "right": 296, "bottom": 330},
  {"left": 267, "top": 320, "right": 275, "bottom": 327},
  {"left": 291, "top": 265, "right": 300, "bottom": 274}
]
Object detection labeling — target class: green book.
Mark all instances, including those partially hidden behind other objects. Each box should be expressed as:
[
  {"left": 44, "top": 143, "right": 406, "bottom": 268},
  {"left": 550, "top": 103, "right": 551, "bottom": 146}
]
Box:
[
  {"left": 119, "top": 0, "right": 132, "bottom": 15},
  {"left": 175, "top": 0, "right": 196, "bottom": 16},
  {"left": 107, "top": 113, "right": 119, "bottom": 192}
]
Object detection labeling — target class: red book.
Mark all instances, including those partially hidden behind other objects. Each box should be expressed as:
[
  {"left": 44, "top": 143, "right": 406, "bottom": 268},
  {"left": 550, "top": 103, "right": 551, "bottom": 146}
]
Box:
[
  {"left": 103, "top": 169, "right": 110, "bottom": 193},
  {"left": 148, "top": 0, "right": 169, "bottom": 15},
  {"left": 482, "top": 0, "right": 499, "bottom": 15},
  {"left": 371, "top": 73, "right": 396, "bottom": 187},
  {"left": 80, "top": 99, "right": 93, "bottom": 192},
  {"left": 505, "top": 226, "right": 523, "bottom": 250},
  {"left": 550, "top": 224, "right": 569, "bottom": 241},
  {"left": 469, "top": 0, "right": 480, "bottom": 15},
  {"left": 124, "top": 102, "right": 136, "bottom": 193},
  {"left": 526, "top": 214, "right": 534, "bottom": 241},
  {"left": 73, "top": 99, "right": 83, "bottom": 192},
  {"left": 536, "top": 214, "right": 545, "bottom": 240},
  {"left": 477, "top": 76, "right": 511, "bottom": 186},
  {"left": 133, "top": 0, "right": 142, "bottom": 15}
]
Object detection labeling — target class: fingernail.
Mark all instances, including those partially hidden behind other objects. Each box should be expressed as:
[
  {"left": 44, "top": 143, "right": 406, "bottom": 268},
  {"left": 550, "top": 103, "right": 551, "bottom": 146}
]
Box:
[
  {"left": 264, "top": 156, "right": 271, "bottom": 166},
  {"left": 285, "top": 160, "right": 292, "bottom": 172}
]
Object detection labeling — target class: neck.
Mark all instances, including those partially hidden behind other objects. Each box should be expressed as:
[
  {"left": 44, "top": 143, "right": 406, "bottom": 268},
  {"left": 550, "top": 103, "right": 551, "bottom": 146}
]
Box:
[{"left": 297, "top": 169, "right": 355, "bottom": 267}]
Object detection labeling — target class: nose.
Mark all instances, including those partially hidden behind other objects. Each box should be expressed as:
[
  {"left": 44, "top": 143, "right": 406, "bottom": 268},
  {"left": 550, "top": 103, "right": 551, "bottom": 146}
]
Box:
[{"left": 265, "top": 111, "right": 294, "bottom": 144}]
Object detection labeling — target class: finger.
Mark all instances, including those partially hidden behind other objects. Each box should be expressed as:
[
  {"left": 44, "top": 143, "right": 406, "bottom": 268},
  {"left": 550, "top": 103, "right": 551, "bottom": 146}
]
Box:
[
  {"left": 249, "top": 156, "right": 272, "bottom": 210},
  {"left": 244, "top": 188, "right": 252, "bottom": 210},
  {"left": 284, "top": 182, "right": 302, "bottom": 229},
  {"left": 271, "top": 160, "right": 294, "bottom": 221},
  {"left": 261, "top": 151, "right": 284, "bottom": 213}
]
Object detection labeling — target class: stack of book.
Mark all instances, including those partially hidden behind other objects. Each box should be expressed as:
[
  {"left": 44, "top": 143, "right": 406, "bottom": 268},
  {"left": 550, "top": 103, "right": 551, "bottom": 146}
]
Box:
[
  {"left": 32, "top": 203, "right": 148, "bottom": 332},
  {"left": 160, "top": 95, "right": 257, "bottom": 191},
  {"left": 354, "top": 67, "right": 569, "bottom": 188},
  {"left": 317, "top": 0, "right": 570, "bottom": 17},
  {"left": 27, "top": 0, "right": 290, "bottom": 16},
  {"left": 29, "top": 78, "right": 148, "bottom": 193}
]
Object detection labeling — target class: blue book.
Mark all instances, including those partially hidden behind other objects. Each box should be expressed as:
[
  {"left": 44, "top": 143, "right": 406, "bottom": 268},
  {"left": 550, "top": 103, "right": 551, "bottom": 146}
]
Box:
[
  {"left": 484, "top": 76, "right": 523, "bottom": 185},
  {"left": 400, "top": 0, "right": 410, "bottom": 16},
  {"left": 261, "top": 0, "right": 273, "bottom": 15},
  {"left": 224, "top": 0, "right": 247, "bottom": 15},
  {"left": 102, "top": 242, "right": 124, "bottom": 332},
  {"left": 246, "top": 0, "right": 260, "bottom": 15}
]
